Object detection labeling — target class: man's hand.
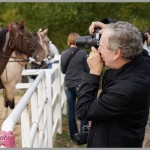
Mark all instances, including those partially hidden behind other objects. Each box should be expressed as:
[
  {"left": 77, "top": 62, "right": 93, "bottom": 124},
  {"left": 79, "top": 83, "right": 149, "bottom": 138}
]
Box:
[
  {"left": 89, "top": 21, "right": 105, "bottom": 34},
  {"left": 87, "top": 47, "right": 104, "bottom": 76}
]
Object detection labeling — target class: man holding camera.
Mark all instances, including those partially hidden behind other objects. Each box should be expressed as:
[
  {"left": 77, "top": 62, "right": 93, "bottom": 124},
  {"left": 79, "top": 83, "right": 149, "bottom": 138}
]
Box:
[{"left": 76, "top": 21, "right": 150, "bottom": 147}]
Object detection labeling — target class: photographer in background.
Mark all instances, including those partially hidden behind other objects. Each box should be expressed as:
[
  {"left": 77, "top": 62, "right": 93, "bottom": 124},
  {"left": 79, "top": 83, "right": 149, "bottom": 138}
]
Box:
[
  {"left": 76, "top": 21, "right": 150, "bottom": 147},
  {"left": 143, "top": 28, "right": 150, "bottom": 55},
  {"left": 61, "top": 32, "right": 89, "bottom": 142}
]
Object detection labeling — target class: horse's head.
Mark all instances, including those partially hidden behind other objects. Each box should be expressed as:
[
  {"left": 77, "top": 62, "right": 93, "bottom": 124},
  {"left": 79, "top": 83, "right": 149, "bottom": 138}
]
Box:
[
  {"left": 37, "top": 28, "right": 55, "bottom": 60},
  {"left": 9, "top": 21, "right": 45, "bottom": 62}
]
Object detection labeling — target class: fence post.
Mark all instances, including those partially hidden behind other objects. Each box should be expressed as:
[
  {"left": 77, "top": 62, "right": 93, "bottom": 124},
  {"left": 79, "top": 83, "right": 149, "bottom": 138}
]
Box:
[
  {"left": 52, "top": 58, "right": 62, "bottom": 134},
  {"left": 30, "top": 91, "right": 38, "bottom": 147},
  {"left": 21, "top": 107, "right": 30, "bottom": 147},
  {"left": 61, "top": 73, "right": 67, "bottom": 115},
  {"left": 41, "top": 75, "right": 48, "bottom": 147},
  {"left": 37, "top": 78, "right": 44, "bottom": 147},
  {"left": 45, "top": 70, "right": 53, "bottom": 147}
]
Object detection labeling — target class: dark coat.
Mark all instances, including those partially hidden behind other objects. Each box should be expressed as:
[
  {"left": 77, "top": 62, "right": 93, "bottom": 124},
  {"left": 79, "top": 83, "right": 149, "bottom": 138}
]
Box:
[
  {"left": 61, "top": 47, "right": 89, "bottom": 88},
  {"left": 76, "top": 53, "right": 150, "bottom": 147}
]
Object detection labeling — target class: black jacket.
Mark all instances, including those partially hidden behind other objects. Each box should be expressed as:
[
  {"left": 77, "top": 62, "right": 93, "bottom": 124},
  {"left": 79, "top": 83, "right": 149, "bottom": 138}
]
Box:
[
  {"left": 76, "top": 53, "right": 150, "bottom": 147},
  {"left": 61, "top": 47, "right": 89, "bottom": 88}
]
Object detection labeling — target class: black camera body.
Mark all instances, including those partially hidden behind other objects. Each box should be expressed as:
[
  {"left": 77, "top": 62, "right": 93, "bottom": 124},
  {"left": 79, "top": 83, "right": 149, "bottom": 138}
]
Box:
[
  {"left": 73, "top": 125, "right": 90, "bottom": 145},
  {"left": 76, "top": 18, "right": 118, "bottom": 49},
  {"left": 76, "top": 28, "right": 100, "bottom": 49}
]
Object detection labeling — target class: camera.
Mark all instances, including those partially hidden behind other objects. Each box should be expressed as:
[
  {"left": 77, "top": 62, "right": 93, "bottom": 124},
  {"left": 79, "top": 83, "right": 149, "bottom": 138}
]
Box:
[
  {"left": 76, "top": 18, "right": 118, "bottom": 49},
  {"left": 73, "top": 125, "right": 90, "bottom": 145},
  {"left": 76, "top": 28, "right": 100, "bottom": 49}
]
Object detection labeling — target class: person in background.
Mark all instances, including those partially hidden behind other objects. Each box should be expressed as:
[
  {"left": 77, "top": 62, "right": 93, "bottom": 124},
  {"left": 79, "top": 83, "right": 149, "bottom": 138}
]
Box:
[
  {"left": 76, "top": 21, "right": 150, "bottom": 147},
  {"left": 61, "top": 32, "right": 89, "bottom": 141},
  {"left": 143, "top": 28, "right": 150, "bottom": 55},
  {"left": 49, "top": 41, "right": 59, "bottom": 55},
  {"left": 47, "top": 41, "right": 59, "bottom": 69}
]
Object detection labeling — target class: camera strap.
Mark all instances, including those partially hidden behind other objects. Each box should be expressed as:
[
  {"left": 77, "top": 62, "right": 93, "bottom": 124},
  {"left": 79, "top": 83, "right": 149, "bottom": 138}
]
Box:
[{"left": 66, "top": 48, "right": 80, "bottom": 70}]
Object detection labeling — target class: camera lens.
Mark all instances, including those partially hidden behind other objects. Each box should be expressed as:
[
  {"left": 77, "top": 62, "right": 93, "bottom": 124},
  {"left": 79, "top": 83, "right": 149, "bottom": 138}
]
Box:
[
  {"left": 76, "top": 36, "right": 98, "bottom": 49},
  {"left": 76, "top": 36, "right": 91, "bottom": 48}
]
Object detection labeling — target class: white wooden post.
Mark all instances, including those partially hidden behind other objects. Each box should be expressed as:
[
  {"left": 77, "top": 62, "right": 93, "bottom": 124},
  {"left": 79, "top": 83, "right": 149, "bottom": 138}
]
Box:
[
  {"left": 45, "top": 70, "right": 53, "bottom": 147},
  {"left": 44, "top": 103, "right": 48, "bottom": 147},
  {"left": 42, "top": 75, "right": 48, "bottom": 147},
  {"left": 54, "top": 63, "right": 62, "bottom": 134},
  {"left": 61, "top": 73, "right": 67, "bottom": 115},
  {"left": 37, "top": 80, "right": 44, "bottom": 147},
  {"left": 30, "top": 92, "right": 38, "bottom": 147},
  {"left": 21, "top": 107, "right": 30, "bottom": 147}
]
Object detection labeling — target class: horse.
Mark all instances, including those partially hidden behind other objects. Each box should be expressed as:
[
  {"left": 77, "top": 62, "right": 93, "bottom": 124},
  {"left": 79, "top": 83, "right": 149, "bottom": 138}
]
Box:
[
  {"left": 0, "top": 28, "right": 53, "bottom": 110},
  {"left": 31, "top": 28, "right": 55, "bottom": 69},
  {"left": 0, "top": 21, "right": 46, "bottom": 77}
]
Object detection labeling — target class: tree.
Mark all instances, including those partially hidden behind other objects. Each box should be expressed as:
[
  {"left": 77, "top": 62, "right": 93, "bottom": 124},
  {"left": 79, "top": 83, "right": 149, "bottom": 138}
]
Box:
[{"left": 0, "top": 2, "right": 150, "bottom": 52}]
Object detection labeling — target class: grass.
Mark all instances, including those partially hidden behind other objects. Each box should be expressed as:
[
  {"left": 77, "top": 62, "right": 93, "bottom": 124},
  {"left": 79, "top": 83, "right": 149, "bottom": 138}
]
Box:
[{"left": 54, "top": 114, "right": 87, "bottom": 148}]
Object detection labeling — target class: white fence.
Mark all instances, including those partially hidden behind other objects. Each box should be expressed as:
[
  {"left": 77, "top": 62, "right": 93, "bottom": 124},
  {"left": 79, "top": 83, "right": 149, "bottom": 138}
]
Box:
[{"left": 0, "top": 55, "right": 67, "bottom": 148}]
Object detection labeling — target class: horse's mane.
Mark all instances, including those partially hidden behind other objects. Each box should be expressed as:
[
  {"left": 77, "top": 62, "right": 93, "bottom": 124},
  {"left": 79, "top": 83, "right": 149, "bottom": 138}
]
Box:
[
  {"left": 33, "top": 32, "right": 38, "bottom": 37},
  {"left": 33, "top": 32, "right": 39, "bottom": 40},
  {"left": 0, "top": 28, "right": 7, "bottom": 50}
]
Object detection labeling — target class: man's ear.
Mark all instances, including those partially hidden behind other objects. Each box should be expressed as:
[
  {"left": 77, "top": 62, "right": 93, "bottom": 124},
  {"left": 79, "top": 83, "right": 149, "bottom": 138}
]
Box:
[{"left": 114, "top": 48, "right": 122, "bottom": 60}]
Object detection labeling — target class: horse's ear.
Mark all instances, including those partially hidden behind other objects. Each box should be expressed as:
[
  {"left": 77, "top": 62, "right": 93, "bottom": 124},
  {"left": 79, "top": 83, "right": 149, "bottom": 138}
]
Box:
[
  {"left": 38, "top": 28, "right": 42, "bottom": 32},
  {"left": 43, "top": 28, "right": 48, "bottom": 35},
  {"left": 19, "top": 20, "right": 25, "bottom": 30}
]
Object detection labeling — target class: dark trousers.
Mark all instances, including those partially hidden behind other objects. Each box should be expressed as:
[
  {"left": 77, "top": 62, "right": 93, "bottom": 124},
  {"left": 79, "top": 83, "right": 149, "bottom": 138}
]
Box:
[{"left": 65, "top": 86, "right": 87, "bottom": 140}]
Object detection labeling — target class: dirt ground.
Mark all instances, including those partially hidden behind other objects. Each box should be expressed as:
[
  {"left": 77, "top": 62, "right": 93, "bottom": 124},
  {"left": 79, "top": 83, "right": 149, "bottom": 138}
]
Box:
[
  {"left": 143, "top": 122, "right": 150, "bottom": 147},
  {"left": 0, "top": 90, "right": 24, "bottom": 148}
]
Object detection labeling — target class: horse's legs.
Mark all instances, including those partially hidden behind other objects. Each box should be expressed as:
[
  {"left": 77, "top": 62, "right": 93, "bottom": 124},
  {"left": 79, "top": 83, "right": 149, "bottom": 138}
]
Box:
[
  {"left": 0, "top": 89, "right": 15, "bottom": 122},
  {"left": 9, "top": 99, "right": 15, "bottom": 109},
  {"left": 3, "top": 88, "right": 15, "bottom": 109},
  {"left": 1, "top": 107, "right": 8, "bottom": 120},
  {"left": 4, "top": 98, "right": 15, "bottom": 109},
  {"left": 4, "top": 100, "right": 9, "bottom": 108},
  {"left": 3, "top": 89, "right": 8, "bottom": 108}
]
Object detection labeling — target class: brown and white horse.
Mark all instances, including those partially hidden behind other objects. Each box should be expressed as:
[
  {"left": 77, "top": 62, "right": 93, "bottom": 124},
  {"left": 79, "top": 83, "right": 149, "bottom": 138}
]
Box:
[{"left": 0, "top": 28, "right": 53, "bottom": 111}]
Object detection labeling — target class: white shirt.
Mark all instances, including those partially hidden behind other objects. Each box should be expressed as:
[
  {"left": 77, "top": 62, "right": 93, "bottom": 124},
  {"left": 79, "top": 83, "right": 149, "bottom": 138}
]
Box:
[{"left": 49, "top": 43, "right": 59, "bottom": 55}]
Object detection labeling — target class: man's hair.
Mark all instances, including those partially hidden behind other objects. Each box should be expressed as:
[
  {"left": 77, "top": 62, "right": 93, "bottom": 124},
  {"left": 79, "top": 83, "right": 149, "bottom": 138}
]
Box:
[
  {"left": 67, "top": 32, "right": 79, "bottom": 46},
  {"left": 105, "top": 21, "right": 143, "bottom": 60}
]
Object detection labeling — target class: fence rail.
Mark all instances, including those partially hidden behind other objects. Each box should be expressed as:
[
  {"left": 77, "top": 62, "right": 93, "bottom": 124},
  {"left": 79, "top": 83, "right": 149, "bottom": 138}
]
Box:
[{"left": 0, "top": 55, "right": 67, "bottom": 148}]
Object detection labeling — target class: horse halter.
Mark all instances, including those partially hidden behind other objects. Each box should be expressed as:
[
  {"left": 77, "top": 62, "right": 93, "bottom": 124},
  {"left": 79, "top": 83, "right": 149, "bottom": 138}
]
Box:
[
  {"left": 3, "top": 24, "right": 39, "bottom": 57},
  {"left": 17, "top": 31, "right": 39, "bottom": 56}
]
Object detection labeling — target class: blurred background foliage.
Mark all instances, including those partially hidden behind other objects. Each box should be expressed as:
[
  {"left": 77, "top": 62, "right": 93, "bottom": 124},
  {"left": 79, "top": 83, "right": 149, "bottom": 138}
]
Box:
[{"left": 0, "top": 2, "right": 150, "bottom": 53}]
